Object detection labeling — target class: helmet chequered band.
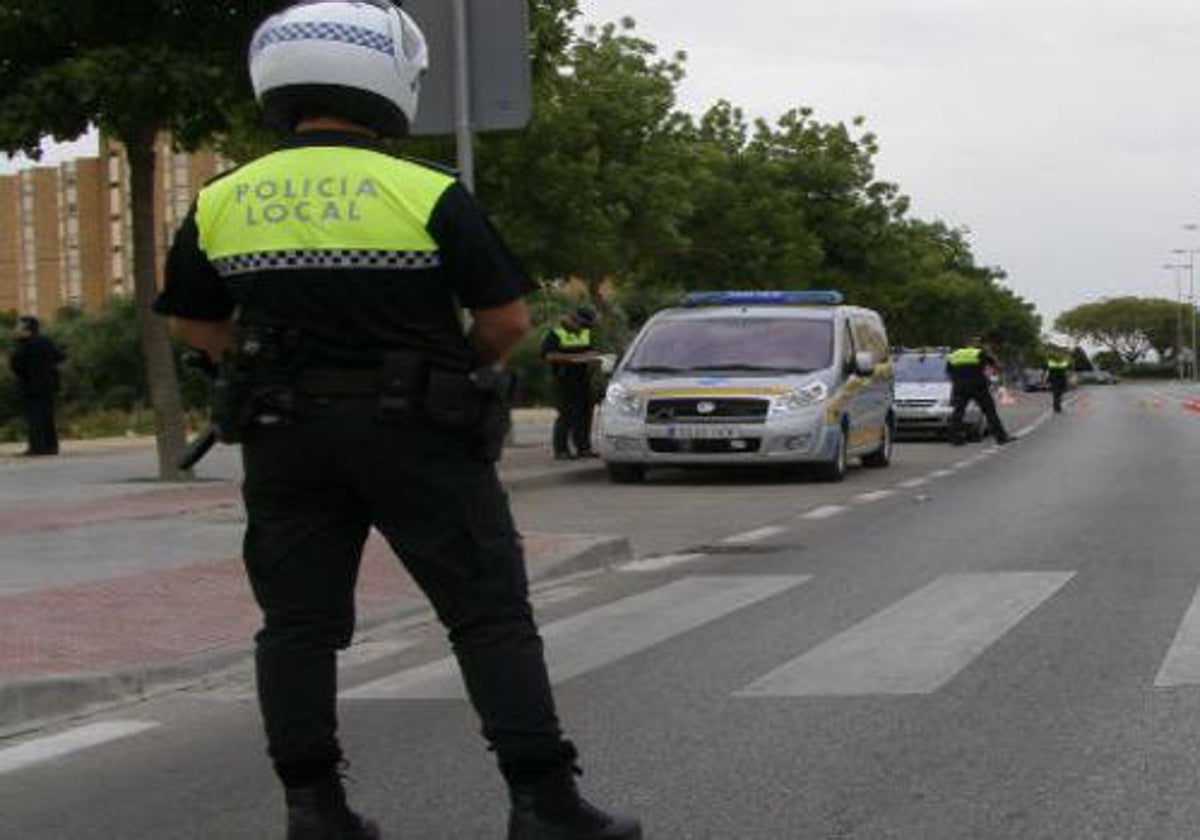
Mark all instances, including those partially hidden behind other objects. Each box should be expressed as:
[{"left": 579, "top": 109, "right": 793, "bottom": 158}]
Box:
[
  {"left": 252, "top": 22, "right": 395, "bottom": 57},
  {"left": 213, "top": 250, "right": 441, "bottom": 276}
]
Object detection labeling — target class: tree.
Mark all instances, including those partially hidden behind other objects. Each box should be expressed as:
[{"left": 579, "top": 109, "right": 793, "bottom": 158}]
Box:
[
  {"left": 476, "top": 17, "right": 695, "bottom": 309},
  {"left": 1054, "top": 297, "right": 1169, "bottom": 367},
  {"left": 0, "top": 1, "right": 280, "bottom": 478}
]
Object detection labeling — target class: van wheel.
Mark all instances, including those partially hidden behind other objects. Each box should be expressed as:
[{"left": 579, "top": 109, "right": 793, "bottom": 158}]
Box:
[
  {"left": 606, "top": 463, "right": 646, "bottom": 484},
  {"left": 862, "top": 419, "right": 893, "bottom": 468},
  {"left": 966, "top": 418, "right": 984, "bottom": 442},
  {"left": 816, "top": 429, "right": 848, "bottom": 482}
]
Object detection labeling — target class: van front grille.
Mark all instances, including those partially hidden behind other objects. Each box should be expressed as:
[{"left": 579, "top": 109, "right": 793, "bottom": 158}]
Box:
[
  {"left": 648, "top": 438, "right": 762, "bottom": 454},
  {"left": 646, "top": 398, "right": 769, "bottom": 424}
]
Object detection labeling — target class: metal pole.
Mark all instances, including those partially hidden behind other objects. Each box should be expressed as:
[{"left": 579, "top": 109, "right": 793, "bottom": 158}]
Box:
[
  {"left": 1191, "top": 252, "right": 1197, "bottom": 382},
  {"left": 1178, "top": 266, "right": 1186, "bottom": 381},
  {"left": 451, "top": 0, "right": 475, "bottom": 192}
]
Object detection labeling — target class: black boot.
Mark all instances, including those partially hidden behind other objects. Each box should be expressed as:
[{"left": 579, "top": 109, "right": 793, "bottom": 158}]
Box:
[
  {"left": 285, "top": 774, "right": 381, "bottom": 840},
  {"left": 507, "top": 763, "right": 641, "bottom": 840}
]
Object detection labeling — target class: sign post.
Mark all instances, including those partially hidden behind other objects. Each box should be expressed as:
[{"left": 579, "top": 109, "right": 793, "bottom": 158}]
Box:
[{"left": 403, "top": 0, "right": 532, "bottom": 190}]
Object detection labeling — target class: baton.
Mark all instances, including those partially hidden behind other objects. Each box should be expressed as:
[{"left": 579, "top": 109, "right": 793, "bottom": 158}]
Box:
[{"left": 177, "top": 424, "right": 219, "bottom": 471}]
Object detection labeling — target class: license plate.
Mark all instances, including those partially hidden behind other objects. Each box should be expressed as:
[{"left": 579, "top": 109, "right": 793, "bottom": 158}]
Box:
[{"left": 661, "top": 425, "right": 743, "bottom": 440}]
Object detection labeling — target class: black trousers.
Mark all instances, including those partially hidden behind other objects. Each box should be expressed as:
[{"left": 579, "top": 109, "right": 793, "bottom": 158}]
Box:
[
  {"left": 20, "top": 394, "right": 58, "bottom": 454},
  {"left": 552, "top": 378, "right": 593, "bottom": 456},
  {"left": 240, "top": 399, "right": 565, "bottom": 788},
  {"left": 1049, "top": 377, "right": 1067, "bottom": 412},
  {"left": 949, "top": 383, "right": 1008, "bottom": 442}
]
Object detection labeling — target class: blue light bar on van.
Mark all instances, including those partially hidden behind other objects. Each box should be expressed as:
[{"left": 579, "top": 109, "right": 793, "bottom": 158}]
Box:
[{"left": 681, "top": 290, "right": 845, "bottom": 307}]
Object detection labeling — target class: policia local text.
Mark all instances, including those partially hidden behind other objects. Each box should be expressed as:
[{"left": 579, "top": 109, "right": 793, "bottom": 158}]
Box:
[{"left": 233, "top": 176, "right": 381, "bottom": 225}]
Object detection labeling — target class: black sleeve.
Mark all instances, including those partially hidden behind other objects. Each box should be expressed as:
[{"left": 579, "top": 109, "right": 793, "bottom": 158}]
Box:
[
  {"left": 153, "top": 205, "right": 236, "bottom": 321},
  {"left": 541, "top": 331, "right": 562, "bottom": 358},
  {"left": 427, "top": 182, "right": 536, "bottom": 309}
]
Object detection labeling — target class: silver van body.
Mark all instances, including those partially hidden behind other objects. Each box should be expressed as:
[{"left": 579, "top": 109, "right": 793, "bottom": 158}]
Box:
[
  {"left": 892, "top": 350, "right": 984, "bottom": 439},
  {"left": 597, "top": 294, "right": 894, "bottom": 479}
]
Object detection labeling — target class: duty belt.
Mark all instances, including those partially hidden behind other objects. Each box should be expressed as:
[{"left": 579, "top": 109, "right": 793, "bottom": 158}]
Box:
[{"left": 295, "top": 367, "right": 382, "bottom": 396}]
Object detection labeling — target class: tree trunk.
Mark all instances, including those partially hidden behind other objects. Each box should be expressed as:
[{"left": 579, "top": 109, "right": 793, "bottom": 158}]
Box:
[
  {"left": 126, "top": 126, "right": 190, "bottom": 480},
  {"left": 585, "top": 272, "right": 611, "bottom": 315}
]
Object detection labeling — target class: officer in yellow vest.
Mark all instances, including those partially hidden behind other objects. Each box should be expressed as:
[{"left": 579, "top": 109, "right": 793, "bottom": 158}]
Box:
[
  {"left": 152, "top": 3, "right": 640, "bottom": 838},
  {"left": 1046, "top": 356, "right": 1071, "bottom": 413},
  {"left": 946, "top": 337, "right": 1011, "bottom": 445},
  {"left": 542, "top": 308, "right": 601, "bottom": 460}
]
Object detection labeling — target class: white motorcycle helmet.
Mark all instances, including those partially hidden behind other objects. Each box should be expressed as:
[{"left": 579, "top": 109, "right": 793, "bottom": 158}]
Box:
[{"left": 249, "top": 0, "right": 429, "bottom": 137}]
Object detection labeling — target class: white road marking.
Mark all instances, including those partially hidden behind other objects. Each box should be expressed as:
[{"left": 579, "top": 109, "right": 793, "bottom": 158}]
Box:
[
  {"left": 930, "top": 469, "right": 955, "bottom": 479},
  {"left": 0, "top": 721, "right": 159, "bottom": 776},
  {"left": 1155, "top": 586, "right": 1200, "bottom": 687},
  {"left": 343, "top": 575, "right": 809, "bottom": 699},
  {"left": 531, "top": 584, "right": 593, "bottom": 608},
  {"left": 721, "top": 526, "right": 787, "bottom": 545},
  {"left": 803, "top": 505, "right": 847, "bottom": 520},
  {"left": 952, "top": 460, "right": 972, "bottom": 470},
  {"left": 854, "top": 490, "right": 894, "bottom": 503},
  {"left": 898, "top": 478, "right": 929, "bottom": 489},
  {"left": 339, "top": 638, "right": 420, "bottom": 669},
  {"left": 617, "top": 553, "right": 707, "bottom": 573},
  {"left": 737, "top": 572, "right": 1075, "bottom": 697}
]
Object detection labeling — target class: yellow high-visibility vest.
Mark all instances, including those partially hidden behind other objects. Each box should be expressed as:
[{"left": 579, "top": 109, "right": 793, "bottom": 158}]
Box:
[
  {"left": 553, "top": 327, "right": 592, "bottom": 350},
  {"left": 947, "top": 347, "right": 984, "bottom": 367},
  {"left": 195, "top": 145, "right": 454, "bottom": 275}
]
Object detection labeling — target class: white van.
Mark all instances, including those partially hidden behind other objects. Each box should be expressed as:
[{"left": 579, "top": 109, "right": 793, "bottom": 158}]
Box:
[{"left": 597, "top": 291, "right": 895, "bottom": 483}]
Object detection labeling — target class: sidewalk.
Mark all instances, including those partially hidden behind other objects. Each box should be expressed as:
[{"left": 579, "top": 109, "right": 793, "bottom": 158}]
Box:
[{"left": 0, "top": 410, "right": 622, "bottom": 732}]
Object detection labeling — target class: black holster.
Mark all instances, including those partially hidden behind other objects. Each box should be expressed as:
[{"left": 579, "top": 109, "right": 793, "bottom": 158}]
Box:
[
  {"left": 212, "top": 324, "right": 303, "bottom": 443},
  {"left": 377, "top": 351, "right": 514, "bottom": 462}
]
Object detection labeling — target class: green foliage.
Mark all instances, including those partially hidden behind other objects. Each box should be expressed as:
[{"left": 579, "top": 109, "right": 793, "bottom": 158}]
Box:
[
  {"left": 477, "top": 18, "right": 694, "bottom": 291},
  {"left": 1055, "top": 297, "right": 1182, "bottom": 366},
  {"left": 0, "top": 1, "right": 285, "bottom": 156}
]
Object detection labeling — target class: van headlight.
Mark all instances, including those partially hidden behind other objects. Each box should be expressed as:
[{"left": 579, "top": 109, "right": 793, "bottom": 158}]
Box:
[
  {"left": 604, "top": 382, "right": 644, "bottom": 418},
  {"left": 771, "top": 382, "right": 829, "bottom": 415}
]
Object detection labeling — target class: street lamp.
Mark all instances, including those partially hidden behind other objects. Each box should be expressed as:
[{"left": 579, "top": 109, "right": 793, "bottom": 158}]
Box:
[
  {"left": 1164, "top": 262, "right": 1188, "bottom": 380},
  {"left": 1179, "top": 221, "right": 1200, "bottom": 382}
]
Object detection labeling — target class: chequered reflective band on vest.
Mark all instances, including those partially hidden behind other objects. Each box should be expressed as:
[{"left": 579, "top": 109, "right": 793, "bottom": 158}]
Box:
[
  {"left": 211, "top": 249, "right": 441, "bottom": 277},
  {"left": 196, "top": 146, "right": 454, "bottom": 279},
  {"left": 252, "top": 22, "right": 396, "bottom": 57}
]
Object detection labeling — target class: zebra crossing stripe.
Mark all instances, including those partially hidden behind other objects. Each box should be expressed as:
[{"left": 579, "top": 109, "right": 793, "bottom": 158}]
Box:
[
  {"left": 0, "top": 721, "right": 159, "bottom": 776},
  {"left": 1155, "top": 586, "right": 1200, "bottom": 687},
  {"left": 342, "top": 575, "right": 809, "bottom": 700},
  {"left": 721, "top": 526, "right": 787, "bottom": 545},
  {"left": 736, "top": 572, "right": 1074, "bottom": 697},
  {"left": 803, "top": 505, "right": 846, "bottom": 520}
]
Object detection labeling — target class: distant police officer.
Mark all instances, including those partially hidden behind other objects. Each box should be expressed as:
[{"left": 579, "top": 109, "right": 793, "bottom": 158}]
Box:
[
  {"left": 153, "top": 3, "right": 640, "bottom": 838},
  {"left": 9, "top": 316, "right": 65, "bottom": 456},
  {"left": 542, "top": 308, "right": 600, "bottom": 459},
  {"left": 946, "top": 336, "right": 1011, "bottom": 445},
  {"left": 1046, "top": 355, "right": 1071, "bottom": 413}
]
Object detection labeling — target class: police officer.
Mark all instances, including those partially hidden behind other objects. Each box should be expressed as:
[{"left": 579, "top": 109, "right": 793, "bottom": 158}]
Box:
[
  {"left": 542, "top": 308, "right": 601, "bottom": 459},
  {"left": 9, "top": 315, "right": 65, "bottom": 456},
  {"left": 946, "top": 336, "right": 1011, "bottom": 445},
  {"left": 153, "top": 3, "right": 640, "bottom": 838},
  {"left": 1045, "top": 355, "right": 1071, "bottom": 413}
]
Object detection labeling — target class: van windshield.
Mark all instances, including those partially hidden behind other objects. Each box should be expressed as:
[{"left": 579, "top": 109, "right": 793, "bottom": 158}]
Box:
[
  {"left": 626, "top": 317, "right": 834, "bottom": 374},
  {"left": 893, "top": 354, "right": 950, "bottom": 383}
]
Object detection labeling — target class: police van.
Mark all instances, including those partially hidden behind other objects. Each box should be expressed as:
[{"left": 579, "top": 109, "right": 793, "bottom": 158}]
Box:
[{"left": 597, "top": 291, "right": 895, "bottom": 482}]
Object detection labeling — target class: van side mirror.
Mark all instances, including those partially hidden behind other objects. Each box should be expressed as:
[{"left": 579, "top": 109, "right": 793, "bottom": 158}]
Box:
[{"left": 854, "top": 351, "right": 877, "bottom": 376}]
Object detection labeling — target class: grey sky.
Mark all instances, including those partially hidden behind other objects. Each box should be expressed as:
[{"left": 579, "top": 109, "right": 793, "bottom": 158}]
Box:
[{"left": 580, "top": 0, "right": 1200, "bottom": 327}]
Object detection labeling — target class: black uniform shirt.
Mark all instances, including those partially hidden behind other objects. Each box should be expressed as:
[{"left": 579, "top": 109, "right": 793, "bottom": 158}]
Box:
[{"left": 154, "top": 131, "right": 535, "bottom": 372}]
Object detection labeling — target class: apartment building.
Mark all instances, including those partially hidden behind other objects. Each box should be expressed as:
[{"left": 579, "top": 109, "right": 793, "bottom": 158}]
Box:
[{"left": 0, "top": 134, "right": 230, "bottom": 321}]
